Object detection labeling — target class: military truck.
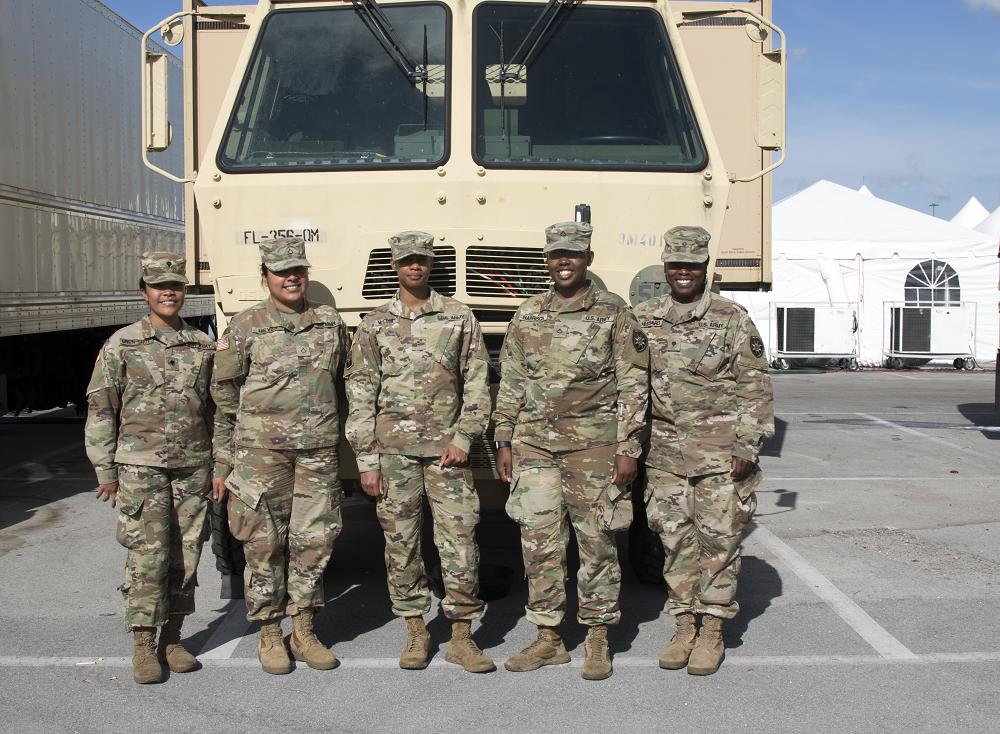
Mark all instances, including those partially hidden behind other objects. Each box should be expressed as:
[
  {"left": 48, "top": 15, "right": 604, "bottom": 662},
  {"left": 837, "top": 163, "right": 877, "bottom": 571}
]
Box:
[{"left": 139, "top": 0, "right": 786, "bottom": 589}]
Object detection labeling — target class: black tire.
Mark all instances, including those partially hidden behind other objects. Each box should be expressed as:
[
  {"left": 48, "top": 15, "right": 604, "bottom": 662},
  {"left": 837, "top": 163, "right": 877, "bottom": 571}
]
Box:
[
  {"left": 627, "top": 467, "right": 665, "bottom": 586},
  {"left": 209, "top": 497, "right": 246, "bottom": 599}
]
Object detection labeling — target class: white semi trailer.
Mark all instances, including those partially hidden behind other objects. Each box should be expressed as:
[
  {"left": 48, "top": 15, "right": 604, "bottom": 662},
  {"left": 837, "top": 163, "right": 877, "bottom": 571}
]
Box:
[{"left": 0, "top": 0, "right": 214, "bottom": 414}]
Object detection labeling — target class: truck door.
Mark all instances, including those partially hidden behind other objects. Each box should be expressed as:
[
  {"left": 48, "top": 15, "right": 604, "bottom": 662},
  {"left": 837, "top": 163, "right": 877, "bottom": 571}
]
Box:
[{"left": 674, "top": 0, "right": 778, "bottom": 290}]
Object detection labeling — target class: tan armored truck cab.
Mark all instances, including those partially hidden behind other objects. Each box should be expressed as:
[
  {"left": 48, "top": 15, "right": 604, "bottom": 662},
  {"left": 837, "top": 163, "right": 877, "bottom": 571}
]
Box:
[
  {"left": 141, "top": 0, "right": 785, "bottom": 592},
  {"left": 143, "top": 0, "right": 785, "bottom": 332}
]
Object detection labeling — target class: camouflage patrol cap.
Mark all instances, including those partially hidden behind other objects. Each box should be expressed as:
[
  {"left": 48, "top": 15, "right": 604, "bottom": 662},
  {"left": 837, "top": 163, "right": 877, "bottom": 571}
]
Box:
[
  {"left": 141, "top": 251, "right": 188, "bottom": 285},
  {"left": 543, "top": 221, "right": 592, "bottom": 253},
  {"left": 389, "top": 231, "right": 435, "bottom": 260},
  {"left": 260, "top": 236, "right": 310, "bottom": 271},
  {"left": 661, "top": 225, "right": 711, "bottom": 263}
]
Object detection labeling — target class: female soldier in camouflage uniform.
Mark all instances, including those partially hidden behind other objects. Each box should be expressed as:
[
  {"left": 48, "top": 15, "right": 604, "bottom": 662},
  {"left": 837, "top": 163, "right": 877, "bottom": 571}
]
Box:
[
  {"left": 634, "top": 227, "right": 774, "bottom": 676},
  {"left": 86, "top": 252, "right": 219, "bottom": 684},
  {"left": 211, "top": 237, "right": 348, "bottom": 675}
]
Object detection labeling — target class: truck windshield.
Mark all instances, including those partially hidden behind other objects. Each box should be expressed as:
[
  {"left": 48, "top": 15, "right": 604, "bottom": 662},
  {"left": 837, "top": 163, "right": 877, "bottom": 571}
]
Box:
[
  {"left": 473, "top": 3, "right": 706, "bottom": 170},
  {"left": 219, "top": 4, "right": 449, "bottom": 171}
]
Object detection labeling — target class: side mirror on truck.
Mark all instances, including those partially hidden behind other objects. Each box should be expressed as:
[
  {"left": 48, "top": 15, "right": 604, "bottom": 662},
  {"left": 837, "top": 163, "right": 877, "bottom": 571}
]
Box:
[{"left": 143, "top": 51, "right": 172, "bottom": 152}]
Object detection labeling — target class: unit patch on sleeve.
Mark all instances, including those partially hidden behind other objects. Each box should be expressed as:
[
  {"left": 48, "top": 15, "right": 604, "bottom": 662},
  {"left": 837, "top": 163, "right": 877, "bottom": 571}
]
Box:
[
  {"left": 632, "top": 330, "right": 648, "bottom": 353},
  {"left": 749, "top": 336, "right": 764, "bottom": 358}
]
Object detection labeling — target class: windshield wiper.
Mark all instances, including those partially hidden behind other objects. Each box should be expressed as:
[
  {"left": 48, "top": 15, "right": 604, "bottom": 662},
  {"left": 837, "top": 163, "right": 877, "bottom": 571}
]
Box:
[
  {"left": 352, "top": 0, "right": 428, "bottom": 84},
  {"left": 504, "top": 0, "right": 567, "bottom": 74}
]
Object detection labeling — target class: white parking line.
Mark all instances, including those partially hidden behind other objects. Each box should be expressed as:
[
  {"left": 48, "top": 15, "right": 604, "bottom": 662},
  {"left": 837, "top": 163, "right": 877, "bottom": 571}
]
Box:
[
  {"left": 752, "top": 525, "right": 917, "bottom": 660},
  {"left": 2, "top": 652, "right": 998, "bottom": 669},
  {"left": 856, "top": 412, "right": 975, "bottom": 453}
]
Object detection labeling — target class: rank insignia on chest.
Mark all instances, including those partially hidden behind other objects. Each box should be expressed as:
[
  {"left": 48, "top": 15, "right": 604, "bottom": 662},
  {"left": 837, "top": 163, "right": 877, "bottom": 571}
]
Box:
[
  {"left": 520, "top": 313, "right": 547, "bottom": 322},
  {"left": 639, "top": 319, "right": 663, "bottom": 329},
  {"left": 582, "top": 314, "right": 613, "bottom": 323},
  {"left": 749, "top": 335, "right": 765, "bottom": 358},
  {"left": 632, "top": 331, "right": 649, "bottom": 352},
  {"left": 215, "top": 337, "right": 231, "bottom": 351}
]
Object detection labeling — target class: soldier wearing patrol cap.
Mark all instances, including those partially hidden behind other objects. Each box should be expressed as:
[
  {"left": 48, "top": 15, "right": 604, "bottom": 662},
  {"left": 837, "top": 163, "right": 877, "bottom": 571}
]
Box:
[
  {"left": 85, "top": 252, "right": 219, "bottom": 684},
  {"left": 633, "top": 225, "right": 774, "bottom": 676},
  {"left": 346, "top": 231, "right": 494, "bottom": 673},
  {"left": 492, "top": 221, "right": 649, "bottom": 680},
  {"left": 210, "top": 236, "right": 349, "bottom": 675}
]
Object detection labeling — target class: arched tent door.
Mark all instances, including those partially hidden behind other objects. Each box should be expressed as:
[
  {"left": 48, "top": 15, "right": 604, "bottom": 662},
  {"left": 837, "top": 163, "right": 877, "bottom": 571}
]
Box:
[{"left": 904, "top": 260, "right": 960, "bottom": 306}]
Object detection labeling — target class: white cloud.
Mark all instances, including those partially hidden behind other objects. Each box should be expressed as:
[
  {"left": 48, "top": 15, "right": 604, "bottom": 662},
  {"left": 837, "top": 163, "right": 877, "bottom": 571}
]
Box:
[{"left": 965, "top": 0, "right": 1000, "bottom": 13}]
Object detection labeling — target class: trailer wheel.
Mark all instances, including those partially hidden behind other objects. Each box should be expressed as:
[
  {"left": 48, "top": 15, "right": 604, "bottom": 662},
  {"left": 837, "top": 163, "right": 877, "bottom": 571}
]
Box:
[
  {"left": 847, "top": 358, "right": 860, "bottom": 371},
  {"left": 209, "top": 497, "right": 246, "bottom": 599},
  {"left": 772, "top": 358, "right": 790, "bottom": 371},
  {"left": 953, "top": 358, "right": 964, "bottom": 370},
  {"left": 963, "top": 357, "right": 977, "bottom": 371}
]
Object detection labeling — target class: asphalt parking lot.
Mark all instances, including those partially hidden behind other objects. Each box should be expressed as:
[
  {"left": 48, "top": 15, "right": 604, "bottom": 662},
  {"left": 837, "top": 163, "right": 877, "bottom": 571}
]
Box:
[{"left": 1, "top": 370, "right": 998, "bottom": 733}]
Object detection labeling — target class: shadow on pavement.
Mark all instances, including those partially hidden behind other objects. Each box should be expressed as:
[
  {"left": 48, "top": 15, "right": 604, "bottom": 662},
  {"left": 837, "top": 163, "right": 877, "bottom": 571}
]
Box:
[
  {"left": 760, "top": 417, "right": 788, "bottom": 458},
  {"left": 726, "top": 555, "right": 782, "bottom": 649},
  {"left": 957, "top": 403, "right": 1000, "bottom": 441}
]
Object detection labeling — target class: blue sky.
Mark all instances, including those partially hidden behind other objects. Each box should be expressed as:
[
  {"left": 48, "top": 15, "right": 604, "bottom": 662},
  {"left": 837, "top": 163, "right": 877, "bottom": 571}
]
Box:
[{"left": 107, "top": 0, "right": 1000, "bottom": 219}]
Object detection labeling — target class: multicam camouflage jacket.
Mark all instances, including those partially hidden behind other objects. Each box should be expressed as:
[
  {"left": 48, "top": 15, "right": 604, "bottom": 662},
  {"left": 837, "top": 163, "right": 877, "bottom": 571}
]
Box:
[
  {"left": 345, "top": 289, "right": 490, "bottom": 473},
  {"left": 492, "top": 283, "right": 650, "bottom": 457},
  {"left": 85, "top": 317, "right": 216, "bottom": 484},
  {"left": 633, "top": 289, "right": 774, "bottom": 476},
  {"left": 211, "top": 300, "right": 348, "bottom": 478}
]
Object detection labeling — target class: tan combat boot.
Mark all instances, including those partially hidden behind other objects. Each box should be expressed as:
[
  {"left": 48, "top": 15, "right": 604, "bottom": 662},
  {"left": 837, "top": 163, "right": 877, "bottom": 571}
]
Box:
[
  {"left": 290, "top": 609, "right": 338, "bottom": 670},
  {"left": 131, "top": 626, "right": 164, "bottom": 684},
  {"left": 504, "top": 626, "right": 571, "bottom": 672},
  {"left": 687, "top": 615, "right": 725, "bottom": 676},
  {"left": 399, "top": 616, "right": 432, "bottom": 670},
  {"left": 156, "top": 614, "right": 200, "bottom": 673},
  {"left": 581, "top": 624, "right": 612, "bottom": 680},
  {"left": 258, "top": 619, "right": 292, "bottom": 675},
  {"left": 658, "top": 612, "right": 697, "bottom": 670},
  {"left": 445, "top": 620, "right": 496, "bottom": 673}
]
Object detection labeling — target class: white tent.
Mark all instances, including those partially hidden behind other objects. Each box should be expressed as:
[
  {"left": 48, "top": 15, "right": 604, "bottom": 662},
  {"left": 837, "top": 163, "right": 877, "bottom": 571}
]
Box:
[
  {"left": 976, "top": 205, "right": 1000, "bottom": 237},
  {"left": 725, "top": 180, "right": 998, "bottom": 367},
  {"left": 951, "top": 197, "right": 990, "bottom": 229},
  {"left": 858, "top": 184, "right": 875, "bottom": 197}
]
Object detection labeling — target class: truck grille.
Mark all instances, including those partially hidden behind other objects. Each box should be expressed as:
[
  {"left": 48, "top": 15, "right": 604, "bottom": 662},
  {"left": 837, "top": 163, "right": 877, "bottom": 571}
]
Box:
[
  {"left": 361, "top": 246, "right": 456, "bottom": 299},
  {"left": 466, "top": 247, "right": 549, "bottom": 299}
]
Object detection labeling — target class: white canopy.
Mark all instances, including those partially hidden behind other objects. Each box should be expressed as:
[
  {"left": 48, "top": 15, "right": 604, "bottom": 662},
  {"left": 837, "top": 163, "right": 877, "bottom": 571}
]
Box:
[
  {"left": 976, "top": 205, "right": 1000, "bottom": 237},
  {"left": 858, "top": 184, "right": 875, "bottom": 197},
  {"left": 726, "top": 180, "right": 998, "bottom": 366},
  {"left": 951, "top": 196, "right": 990, "bottom": 229}
]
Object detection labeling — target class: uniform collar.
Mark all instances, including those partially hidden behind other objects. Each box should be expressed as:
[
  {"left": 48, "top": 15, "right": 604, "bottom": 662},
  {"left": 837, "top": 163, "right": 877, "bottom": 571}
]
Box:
[
  {"left": 664, "top": 288, "right": 713, "bottom": 324},
  {"left": 541, "top": 281, "right": 598, "bottom": 314},
  {"left": 141, "top": 315, "right": 197, "bottom": 345},
  {"left": 266, "top": 298, "right": 316, "bottom": 332},
  {"left": 389, "top": 287, "right": 444, "bottom": 319}
]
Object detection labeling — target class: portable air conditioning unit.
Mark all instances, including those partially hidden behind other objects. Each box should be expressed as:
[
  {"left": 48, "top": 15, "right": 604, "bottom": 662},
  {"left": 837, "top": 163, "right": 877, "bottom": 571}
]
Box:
[
  {"left": 772, "top": 303, "right": 858, "bottom": 368},
  {"left": 884, "top": 303, "right": 976, "bottom": 369}
]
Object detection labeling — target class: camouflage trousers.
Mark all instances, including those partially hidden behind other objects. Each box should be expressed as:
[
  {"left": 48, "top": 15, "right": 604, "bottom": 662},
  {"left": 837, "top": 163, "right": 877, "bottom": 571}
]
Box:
[
  {"left": 645, "top": 467, "right": 758, "bottom": 619},
  {"left": 227, "top": 446, "right": 343, "bottom": 622},
  {"left": 377, "top": 454, "right": 484, "bottom": 620},
  {"left": 506, "top": 442, "right": 621, "bottom": 627},
  {"left": 115, "top": 463, "right": 211, "bottom": 630}
]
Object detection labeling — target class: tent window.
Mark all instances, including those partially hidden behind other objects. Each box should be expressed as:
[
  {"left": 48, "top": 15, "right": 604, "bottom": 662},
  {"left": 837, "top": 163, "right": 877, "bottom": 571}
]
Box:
[{"left": 904, "top": 260, "right": 960, "bottom": 306}]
